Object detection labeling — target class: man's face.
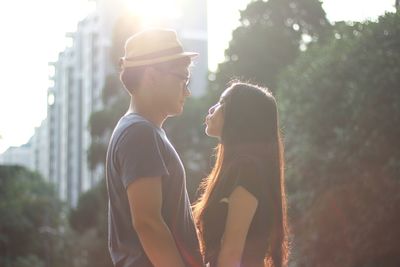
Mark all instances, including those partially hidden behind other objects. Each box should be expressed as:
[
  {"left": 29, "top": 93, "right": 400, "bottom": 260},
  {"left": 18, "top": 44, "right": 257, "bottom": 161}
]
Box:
[{"left": 153, "top": 64, "right": 191, "bottom": 116}]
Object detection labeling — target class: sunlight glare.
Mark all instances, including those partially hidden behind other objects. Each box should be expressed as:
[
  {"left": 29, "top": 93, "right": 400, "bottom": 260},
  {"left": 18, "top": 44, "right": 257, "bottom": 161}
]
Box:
[{"left": 124, "top": 0, "right": 182, "bottom": 27}]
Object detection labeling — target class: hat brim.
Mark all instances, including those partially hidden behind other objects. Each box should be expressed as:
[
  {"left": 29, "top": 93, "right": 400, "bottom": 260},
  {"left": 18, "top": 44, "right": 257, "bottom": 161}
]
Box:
[{"left": 122, "top": 52, "right": 199, "bottom": 68}]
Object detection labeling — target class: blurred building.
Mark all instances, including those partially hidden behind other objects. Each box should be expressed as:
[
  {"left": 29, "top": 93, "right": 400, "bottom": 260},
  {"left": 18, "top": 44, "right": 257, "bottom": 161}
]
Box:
[
  {"left": 0, "top": 143, "right": 34, "bottom": 170},
  {"left": 0, "top": 119, "right": 49, "bottom": 181},
  {"left": 47, "top": 11, "right": 110, "bottom": 206},
  {"left": 1, "top": 0, "right": 208, "bottom": 207},
  {"left": 32, "top": 119, "right": 50, "bottom": 181}
]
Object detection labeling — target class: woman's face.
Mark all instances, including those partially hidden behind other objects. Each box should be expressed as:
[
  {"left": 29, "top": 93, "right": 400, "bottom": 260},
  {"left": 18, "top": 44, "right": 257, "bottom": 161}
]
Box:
[{"left": 205, "top": 90, "right": 229, "bottom": 138}]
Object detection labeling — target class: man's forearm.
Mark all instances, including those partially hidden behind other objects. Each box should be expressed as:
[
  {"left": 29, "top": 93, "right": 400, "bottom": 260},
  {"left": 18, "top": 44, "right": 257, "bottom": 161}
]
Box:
[{"left": 135, "top": 219, "right": 185, "bottom": 267}]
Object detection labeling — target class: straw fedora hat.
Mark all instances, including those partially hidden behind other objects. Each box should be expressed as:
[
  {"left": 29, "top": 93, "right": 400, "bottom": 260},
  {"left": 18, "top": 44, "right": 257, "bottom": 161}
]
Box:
[{"left": 120, "top": 28, "right": 199, "bottom": 68}]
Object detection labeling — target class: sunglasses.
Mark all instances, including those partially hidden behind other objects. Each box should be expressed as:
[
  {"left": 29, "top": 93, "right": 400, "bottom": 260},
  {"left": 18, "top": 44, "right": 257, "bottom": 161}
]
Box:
[{"left": 155, "top": 68, "right": 191, "bottom": 89}]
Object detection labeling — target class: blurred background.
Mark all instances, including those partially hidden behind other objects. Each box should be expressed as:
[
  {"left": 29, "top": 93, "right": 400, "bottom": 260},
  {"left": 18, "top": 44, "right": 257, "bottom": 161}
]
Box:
[{"left": 0, "top": 0, "right": 399, "bottom": 266}]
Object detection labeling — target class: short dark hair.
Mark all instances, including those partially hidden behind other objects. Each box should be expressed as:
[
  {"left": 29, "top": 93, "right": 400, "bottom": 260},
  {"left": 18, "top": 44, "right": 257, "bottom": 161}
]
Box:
[
  {"left": 119, "top": 57, "right": 192, "bottom": 95},
  {"left": 119, "top": 66, "right": 146, "bottom": 95}
]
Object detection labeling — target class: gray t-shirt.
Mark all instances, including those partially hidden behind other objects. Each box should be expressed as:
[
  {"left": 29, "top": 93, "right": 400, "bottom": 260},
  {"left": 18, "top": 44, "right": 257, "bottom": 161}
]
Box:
[{"left": 106, "top": 113, "right": 203, "bottom": 267}]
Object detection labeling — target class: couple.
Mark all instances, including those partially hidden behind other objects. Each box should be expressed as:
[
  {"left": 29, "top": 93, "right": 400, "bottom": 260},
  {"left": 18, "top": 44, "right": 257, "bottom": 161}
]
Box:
[{"left": 106, "top": 29, "right": 289, "bottom": 267}]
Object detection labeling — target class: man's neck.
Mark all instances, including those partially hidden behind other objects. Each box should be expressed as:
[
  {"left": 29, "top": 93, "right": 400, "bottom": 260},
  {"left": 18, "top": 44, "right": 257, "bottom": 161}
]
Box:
[{"left": 127, "top": 100, "right": 166, "bottom": 128}]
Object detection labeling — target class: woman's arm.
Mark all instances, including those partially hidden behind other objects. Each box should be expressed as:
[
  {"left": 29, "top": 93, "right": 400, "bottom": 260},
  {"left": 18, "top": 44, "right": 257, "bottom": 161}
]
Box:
[{"left": 217, "top": 186, "right": 258, "bottom": 267}]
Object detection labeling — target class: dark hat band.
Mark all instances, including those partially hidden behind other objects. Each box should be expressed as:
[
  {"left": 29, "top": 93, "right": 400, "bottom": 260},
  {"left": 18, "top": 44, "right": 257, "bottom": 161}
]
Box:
[{"left": 125, "top": 46, "right": 184, "bottom": 62}]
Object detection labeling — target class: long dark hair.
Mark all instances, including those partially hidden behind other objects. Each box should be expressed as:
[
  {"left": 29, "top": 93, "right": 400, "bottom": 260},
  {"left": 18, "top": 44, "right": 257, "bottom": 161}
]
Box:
[{"left": 193, "top": 82, "right": 289, "bottom": 267}]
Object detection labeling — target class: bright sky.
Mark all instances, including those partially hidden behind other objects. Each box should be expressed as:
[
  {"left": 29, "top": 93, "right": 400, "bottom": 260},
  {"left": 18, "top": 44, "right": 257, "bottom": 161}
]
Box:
[{"left": 0, "top": 0, "right": 396, "bottom": 153}]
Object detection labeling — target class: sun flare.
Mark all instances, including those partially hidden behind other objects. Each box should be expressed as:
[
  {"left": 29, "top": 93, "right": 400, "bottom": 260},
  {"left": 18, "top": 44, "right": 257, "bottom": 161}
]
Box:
[{"left": 124, "top": 0, "right": 182, "bottom": 27}]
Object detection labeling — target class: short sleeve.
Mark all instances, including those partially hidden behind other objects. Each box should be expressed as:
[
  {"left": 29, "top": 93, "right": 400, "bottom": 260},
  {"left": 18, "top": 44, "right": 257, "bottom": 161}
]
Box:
[
  {"left": 116, "top": 122, "right": 169, "bottom": 188},
  {"left": 231, "top": 157, "right": 265, "bottom": 200}
]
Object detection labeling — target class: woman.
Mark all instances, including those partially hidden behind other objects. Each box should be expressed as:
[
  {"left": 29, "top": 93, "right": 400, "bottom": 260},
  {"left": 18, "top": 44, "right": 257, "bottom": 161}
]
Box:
[{"left": 193, "top": 82, "right": 289, "bottom": 267}]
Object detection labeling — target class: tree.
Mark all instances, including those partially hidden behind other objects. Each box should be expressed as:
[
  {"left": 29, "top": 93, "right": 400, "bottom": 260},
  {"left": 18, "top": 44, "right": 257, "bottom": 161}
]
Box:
[
  {"left": 0, "top": 166, "right": 62, "bottom": 267},
  {"left": 277, "top": 12, "right": 400, "bottom": 266},
  {"left": 211, "top": 0, "right": 330, "bottom": 98},
  {"left": 68, "top": 181, "right": 112, "bottom": 267}
]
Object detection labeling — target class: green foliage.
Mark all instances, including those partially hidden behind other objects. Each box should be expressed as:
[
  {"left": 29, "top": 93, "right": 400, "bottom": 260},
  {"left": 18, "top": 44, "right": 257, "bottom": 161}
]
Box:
[
  {"left": 278, "top": 12, "right": 400, "bottom": 200},
  {"left": 68, "top": 181, "right": 112, "bottom": 267},
  {"left": 211, "top": 0, "right": 330, "bottom": 95},
  {"left": 0, "top": 166, "right": 62, "bottom": 267},
  {"left": 13, "top": 254, "right": 45, "bottom": 267},
  {"left": 277, "top": 12, "right": 400, "bottom": 266},
  {"left": 69, "top": 181, "right": 107, "bottom": 233},
  {"left": 87, "top": 141, "right": 107, "bottom": 171},
  {"left": 89, "top": 110, "right": 113, "bottom": 138}
]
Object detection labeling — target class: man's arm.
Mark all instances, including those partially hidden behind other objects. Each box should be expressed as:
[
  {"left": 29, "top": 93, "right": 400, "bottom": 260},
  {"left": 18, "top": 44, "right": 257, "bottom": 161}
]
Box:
[
  {"left": 217, "top": 186, "right": 258, "bottom": 267},
  {"left": 127, "top": 176, "right": 185, "bottom": 267}
]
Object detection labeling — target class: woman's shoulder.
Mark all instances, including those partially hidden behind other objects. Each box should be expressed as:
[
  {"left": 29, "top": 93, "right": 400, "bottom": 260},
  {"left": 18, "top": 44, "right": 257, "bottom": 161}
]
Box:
[
  {"left": 229, "top": 153, "right": 266, "bottom": 175},
  {"left": 221, "top": 155, "right": 268, "bottom": 199}
]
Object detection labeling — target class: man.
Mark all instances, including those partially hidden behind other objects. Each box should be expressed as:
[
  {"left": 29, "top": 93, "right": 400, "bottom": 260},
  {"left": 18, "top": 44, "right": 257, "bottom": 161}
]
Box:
[{"left": 106, "top": 29, "right": 203, "bottom": 267}]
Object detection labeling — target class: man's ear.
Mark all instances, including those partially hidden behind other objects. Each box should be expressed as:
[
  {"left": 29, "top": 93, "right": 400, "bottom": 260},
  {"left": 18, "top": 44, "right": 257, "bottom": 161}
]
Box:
[{"left": 143, "top": 67, "right": 159, "bottom": 89}]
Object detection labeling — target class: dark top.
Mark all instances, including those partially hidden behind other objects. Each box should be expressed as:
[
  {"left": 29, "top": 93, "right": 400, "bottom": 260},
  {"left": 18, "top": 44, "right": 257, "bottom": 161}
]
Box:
[
  {"left": 202, "top": 154, "right": 273, "bottom": 267},
  {"left": 106, "top": 113, "right": 203, "bottom": 267}
]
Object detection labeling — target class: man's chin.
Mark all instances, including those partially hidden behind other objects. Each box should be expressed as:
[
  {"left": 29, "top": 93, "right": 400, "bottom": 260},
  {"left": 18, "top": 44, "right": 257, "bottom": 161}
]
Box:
[{"left": 167, "top": 107, "right": 184, "bottom": 117}]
